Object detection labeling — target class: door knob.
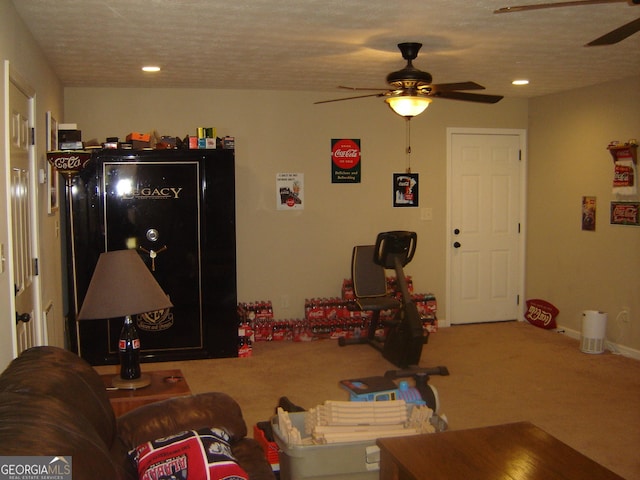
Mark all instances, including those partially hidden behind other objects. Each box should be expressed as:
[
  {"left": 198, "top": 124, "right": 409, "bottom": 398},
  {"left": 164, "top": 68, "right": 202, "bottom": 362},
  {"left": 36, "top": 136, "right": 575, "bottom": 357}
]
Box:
[
  {"left": 454, "top": 229, "right": 460, "bottom": 235},
  {"left": 453, "top": 242, "right": 461, "bottom": 248},
  {"left": 16, "top": 312, "right": 31, "bottom": 325}
]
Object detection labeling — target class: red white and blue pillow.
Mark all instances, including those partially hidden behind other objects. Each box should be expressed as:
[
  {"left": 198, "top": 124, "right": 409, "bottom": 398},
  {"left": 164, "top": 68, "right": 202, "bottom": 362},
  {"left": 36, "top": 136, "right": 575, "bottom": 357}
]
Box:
[{"left": 129, "top": 427, "right": 249, "bottom": 480}]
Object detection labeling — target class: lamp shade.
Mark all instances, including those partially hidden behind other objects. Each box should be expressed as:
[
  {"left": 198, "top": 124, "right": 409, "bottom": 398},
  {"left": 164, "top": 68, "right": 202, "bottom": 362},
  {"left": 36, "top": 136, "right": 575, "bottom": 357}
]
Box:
[
  {"left": 77, "top": 249, "right": 173, "bottom": 320},
  {"left": 385, "top": 94, "right": 432, "bottom": 118}
]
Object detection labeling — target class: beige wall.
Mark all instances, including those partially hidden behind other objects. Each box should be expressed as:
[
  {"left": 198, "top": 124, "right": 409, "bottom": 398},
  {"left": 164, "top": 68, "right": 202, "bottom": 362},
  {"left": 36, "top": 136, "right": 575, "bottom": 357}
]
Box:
[
  {"left": 528, "top": 76, "right": 640, "bottom": 353},
  {"left": 3, "top": 0, "right": 637, "bottom": 367},
  {"left": 0, "top": 0, "right": 64, "bottom": 368},
  {"left": 65, "top": 88, "right": 528, "bottom": 326}
]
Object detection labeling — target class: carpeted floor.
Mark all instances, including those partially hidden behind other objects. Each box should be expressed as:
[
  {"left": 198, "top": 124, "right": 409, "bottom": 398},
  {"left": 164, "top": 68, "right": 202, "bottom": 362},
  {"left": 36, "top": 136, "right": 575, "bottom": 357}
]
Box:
[{"left": 97, "top": 321, "right": 640, "bottom": 479}]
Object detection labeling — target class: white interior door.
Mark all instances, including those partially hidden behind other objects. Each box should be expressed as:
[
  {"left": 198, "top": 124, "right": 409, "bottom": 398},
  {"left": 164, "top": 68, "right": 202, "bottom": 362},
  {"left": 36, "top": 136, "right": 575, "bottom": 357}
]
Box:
[
  {"left": 447, "top": 129, "right": 526, "bottom": 325},
  {"left": 9, "top": 69, "right": 41, "bottom": 354}
]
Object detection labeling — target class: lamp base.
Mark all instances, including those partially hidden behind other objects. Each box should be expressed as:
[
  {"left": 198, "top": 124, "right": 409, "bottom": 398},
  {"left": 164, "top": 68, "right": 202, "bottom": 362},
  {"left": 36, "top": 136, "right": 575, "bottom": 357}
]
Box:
[{"left": 112, "top": 373, "right": 151, "bottom": 390}]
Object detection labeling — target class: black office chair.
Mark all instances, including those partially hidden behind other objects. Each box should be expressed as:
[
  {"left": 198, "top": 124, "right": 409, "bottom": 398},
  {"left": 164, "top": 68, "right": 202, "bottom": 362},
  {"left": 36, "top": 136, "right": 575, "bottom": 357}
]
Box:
[{"left": 339, "top": 244, "right": 402, "bottom": 349}]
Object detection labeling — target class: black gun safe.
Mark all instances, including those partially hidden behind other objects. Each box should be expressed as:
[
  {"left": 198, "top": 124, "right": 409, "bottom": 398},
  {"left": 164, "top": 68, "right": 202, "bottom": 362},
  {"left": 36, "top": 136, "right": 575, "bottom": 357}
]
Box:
[{"left": 64, "top": 149, "right": 238, "bottom": 365}]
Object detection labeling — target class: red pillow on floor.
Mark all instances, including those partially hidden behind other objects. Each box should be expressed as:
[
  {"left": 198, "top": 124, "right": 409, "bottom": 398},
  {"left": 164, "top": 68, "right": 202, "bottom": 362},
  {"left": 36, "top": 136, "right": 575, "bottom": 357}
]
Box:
[
  {"left": 525, "top": 299, "right": 559, "bottom": 329},
  {"left": 129, "top": 427, "right": 249, "bottom": 480}
]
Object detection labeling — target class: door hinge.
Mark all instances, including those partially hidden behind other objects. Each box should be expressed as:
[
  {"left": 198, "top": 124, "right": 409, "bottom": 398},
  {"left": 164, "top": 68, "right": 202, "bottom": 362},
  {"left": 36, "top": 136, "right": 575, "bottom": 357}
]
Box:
[
  {"left": 518, "top": 149, "right": 522, "bottom": 161},
  {"left": 516, "top": 294, "right": 520, "bottom": 306},
  {"left": 31, "top": 127, "right": 35, "bottom": 146},
  {"left": 33, "top": 258, "right": 39, "bottom": 275},
  {"left": 518, "top": 223, "right": 521, "bottom": 233}
]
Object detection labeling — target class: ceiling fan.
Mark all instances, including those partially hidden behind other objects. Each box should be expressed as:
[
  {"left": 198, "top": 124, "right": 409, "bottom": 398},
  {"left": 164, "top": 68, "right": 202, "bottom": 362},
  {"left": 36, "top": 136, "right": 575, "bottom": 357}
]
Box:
[
  {"left": 315, "top": 42, "right": 503, "bottom": 117},
  {"left": 495, "top": 0, "right": 640, "bottom": 46}
]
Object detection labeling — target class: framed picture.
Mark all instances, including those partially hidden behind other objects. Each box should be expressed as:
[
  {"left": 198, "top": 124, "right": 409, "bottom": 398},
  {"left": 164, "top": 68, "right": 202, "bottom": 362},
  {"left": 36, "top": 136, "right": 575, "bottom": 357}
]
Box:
[
  {"left": 276, "top": 172, "right": 304, "bottom": 210},
  {"left": 393, "top": 173, "right": 419, "bottom": 207},
  {"left": 581, "top": 196, "right": 596, "bottom": 231},
  {"left": 46, "top": 111, "right": 58, "bottom": 214},
  {"left": 610, "top": 202, "right": 640, "bottom": 226}
]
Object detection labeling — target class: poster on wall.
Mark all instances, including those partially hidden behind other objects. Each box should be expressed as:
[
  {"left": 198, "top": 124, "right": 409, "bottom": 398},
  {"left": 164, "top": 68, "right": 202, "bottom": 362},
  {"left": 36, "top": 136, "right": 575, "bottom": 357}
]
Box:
[
  {"left": 276, "top": 172, "right": 304, "bottom": 210},
  {"left": 610, "top": 201, "right": 640, "bottom": 226},
  {"left": 393, "top": 173, "right": 419, "bottom": 207},
  {"left": 581, "top": 196, "right": 596, "bottom": 231},
  {"left": 608, "top": 142, "right": 637, "bottom": 196},
  {"left": 331, "top": 138, "right": 361, "bottom": 183}
]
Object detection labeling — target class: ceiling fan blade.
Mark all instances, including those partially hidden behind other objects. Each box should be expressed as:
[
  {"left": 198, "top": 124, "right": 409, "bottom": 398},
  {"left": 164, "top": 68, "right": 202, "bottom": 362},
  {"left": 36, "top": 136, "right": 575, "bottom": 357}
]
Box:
[
  {"left": 495, "top": 0, "right": 628, "bottom": 13},
  {"left": 314, "top": 92, "right": 386, "bottom": 104},
  {"left": 429, "top": 82, "right": 486, "bottom": 92},
  {"left": 434, "top": 91, "right": 504, "bottom": 104},
  {"left": 586, "top": 16, "right": 640, "bottom": 44},
  {"left": 338, "top": 85, "right": 388, "bottom": 92}
]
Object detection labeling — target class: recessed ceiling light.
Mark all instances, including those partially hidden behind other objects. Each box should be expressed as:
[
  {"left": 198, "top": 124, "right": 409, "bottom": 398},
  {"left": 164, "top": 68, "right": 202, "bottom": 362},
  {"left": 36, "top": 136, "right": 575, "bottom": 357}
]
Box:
[
  {"left": 142, "top": 66, "right": 161, "bottom": 72},
  {"left": 512, "top": 79, "right": 529, "bottom": 86}
]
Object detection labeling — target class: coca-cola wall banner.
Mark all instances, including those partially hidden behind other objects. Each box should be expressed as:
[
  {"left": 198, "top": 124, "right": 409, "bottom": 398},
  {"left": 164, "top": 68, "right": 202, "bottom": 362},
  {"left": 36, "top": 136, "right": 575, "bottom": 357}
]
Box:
[
  {"left": 608, "top": 142, "right": 637, "bottom": 196},
  {"left": 276, "top": 172, "right": 304, "bottom": 210},
  {"left": 331, "top": 138, "right": 361, "bottom": 183},
  {"left": 393, "top": 173, "right": 419, "bottom": 207}
]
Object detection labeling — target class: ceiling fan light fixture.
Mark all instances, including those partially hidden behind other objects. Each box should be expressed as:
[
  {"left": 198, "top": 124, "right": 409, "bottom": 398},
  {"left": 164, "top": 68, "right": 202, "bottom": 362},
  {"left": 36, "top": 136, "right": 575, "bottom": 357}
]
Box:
[{"left": 385, "top": 94, "right": 432, "bottom": 118}]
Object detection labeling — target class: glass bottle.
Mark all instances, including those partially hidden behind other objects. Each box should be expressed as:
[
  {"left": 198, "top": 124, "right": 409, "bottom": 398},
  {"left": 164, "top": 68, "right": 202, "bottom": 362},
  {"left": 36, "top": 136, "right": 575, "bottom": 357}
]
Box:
[{"left": 119, "top": 316, "right": 141, "bottom": 380}]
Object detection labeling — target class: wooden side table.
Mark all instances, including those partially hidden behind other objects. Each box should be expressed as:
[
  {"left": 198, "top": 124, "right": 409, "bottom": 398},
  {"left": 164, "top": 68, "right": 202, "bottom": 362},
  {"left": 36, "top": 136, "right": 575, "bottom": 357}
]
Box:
[
  {"left": 100, "top": 369, "right": 191, "bottom": 416},
  {"left": 377, "top": 421, "right": 623, "bottom": 480}
]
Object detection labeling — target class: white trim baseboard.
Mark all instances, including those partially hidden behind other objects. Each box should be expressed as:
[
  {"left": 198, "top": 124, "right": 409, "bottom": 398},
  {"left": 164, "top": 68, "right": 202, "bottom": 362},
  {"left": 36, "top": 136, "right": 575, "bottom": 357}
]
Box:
[{"left": 556, "top": 324, "right": 640, "bottom": 360}]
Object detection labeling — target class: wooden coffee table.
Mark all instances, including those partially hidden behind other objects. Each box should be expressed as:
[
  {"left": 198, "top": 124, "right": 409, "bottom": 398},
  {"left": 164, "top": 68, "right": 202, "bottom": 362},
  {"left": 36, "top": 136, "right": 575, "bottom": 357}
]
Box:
[
  {"left": 100, "top": 369, "right": 191, "bottom": 416},
  {"left": 377, "top": 421, "right": 623, "bottom": 480}
]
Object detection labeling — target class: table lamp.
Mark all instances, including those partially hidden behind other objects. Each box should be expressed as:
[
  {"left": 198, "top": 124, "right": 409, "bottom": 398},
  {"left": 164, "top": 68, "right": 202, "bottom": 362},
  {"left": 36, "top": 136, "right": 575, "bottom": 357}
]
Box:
[{"left": 77, "top": 249, "right": 173, "bottom": 389}]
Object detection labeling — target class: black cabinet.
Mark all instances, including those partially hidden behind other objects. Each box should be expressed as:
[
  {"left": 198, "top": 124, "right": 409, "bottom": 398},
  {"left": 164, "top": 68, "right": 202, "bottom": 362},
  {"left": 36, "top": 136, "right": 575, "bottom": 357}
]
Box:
[{"left": 65, "top": 149, "right": 237, "bottom": 365}]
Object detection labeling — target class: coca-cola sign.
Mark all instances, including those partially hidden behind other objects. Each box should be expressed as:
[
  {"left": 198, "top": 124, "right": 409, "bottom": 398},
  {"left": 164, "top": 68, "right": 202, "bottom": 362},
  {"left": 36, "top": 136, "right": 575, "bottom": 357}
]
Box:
[
  {"left": 610, "top": 201, "right": 640, "bottom": 226},
  {"left": 332, "top": 139, "right": 360, "bottom": 168},
  {"left": 331, "top": 138, "right": 361, "bottom": 184},
  {"left": 46, "top": 151, "right": 92, "bottom": 176},
  {"left": 525, "top": 299, "right": 559, "bottom": 330}
]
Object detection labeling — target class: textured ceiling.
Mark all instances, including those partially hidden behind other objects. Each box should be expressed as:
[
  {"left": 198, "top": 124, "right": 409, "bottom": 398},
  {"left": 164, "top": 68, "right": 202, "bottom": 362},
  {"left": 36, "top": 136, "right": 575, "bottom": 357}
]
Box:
[{"left": 12, "top": 0, "right": 640, "bottom": 99}]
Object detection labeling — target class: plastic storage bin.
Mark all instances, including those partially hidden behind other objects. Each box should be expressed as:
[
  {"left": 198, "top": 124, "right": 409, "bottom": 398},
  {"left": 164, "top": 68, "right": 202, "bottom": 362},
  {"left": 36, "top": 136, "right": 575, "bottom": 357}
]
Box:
[{"left": 272, "top": 412, "right": 380, "bottom": 480}]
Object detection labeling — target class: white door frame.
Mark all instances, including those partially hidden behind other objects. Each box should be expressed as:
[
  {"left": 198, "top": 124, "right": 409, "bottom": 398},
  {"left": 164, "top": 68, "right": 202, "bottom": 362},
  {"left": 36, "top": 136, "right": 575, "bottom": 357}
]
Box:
[
  {"left": 3, "top": 60, "right": 43, "bottom": 358},
  {"left": 445, "top": 127, "right": 528, "bottom": 327}
]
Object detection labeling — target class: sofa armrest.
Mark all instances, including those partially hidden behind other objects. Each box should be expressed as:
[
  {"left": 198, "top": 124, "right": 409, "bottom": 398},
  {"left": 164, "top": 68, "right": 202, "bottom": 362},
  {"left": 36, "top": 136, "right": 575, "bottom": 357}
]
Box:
[{"left": 117, "top": 392, "right": 248, "bottom": 447}]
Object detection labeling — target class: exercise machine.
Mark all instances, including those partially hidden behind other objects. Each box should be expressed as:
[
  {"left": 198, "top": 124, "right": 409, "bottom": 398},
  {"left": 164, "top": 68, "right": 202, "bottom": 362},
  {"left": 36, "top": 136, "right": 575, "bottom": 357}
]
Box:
[{"left": 339, "top": 231, "right": 448, "bottom": 373}]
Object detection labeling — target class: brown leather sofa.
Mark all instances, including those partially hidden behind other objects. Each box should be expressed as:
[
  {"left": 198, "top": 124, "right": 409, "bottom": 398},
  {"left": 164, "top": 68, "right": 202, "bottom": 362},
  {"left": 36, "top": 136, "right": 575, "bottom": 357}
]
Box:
[{"left": 0, "top": 346, "right": 275, "bottom": 480}]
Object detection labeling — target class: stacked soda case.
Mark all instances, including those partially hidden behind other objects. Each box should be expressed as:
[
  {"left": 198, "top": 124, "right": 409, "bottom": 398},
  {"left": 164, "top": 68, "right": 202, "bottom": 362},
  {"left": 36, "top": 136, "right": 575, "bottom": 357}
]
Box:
[
  {"left": 342, "top": 277, "right": 438, "bottom": 333},
  {"left": 237, "top": 298, "right": 362, "bottom": 346},
  {"left": 237, "top": 301, "right": 274, "bottom": 356},
  {"left": 415, "top": 293, "right": 438, "bottom": 333},
  {"left": 306, "top": 294, "right": 438, "bottom": 336},
  {"left": 237, "top": 301, "right": 302, "bottom": 346},
  {"left": 304, "top": 297, "right": 374, "bottom": 340},
  {"left": 237, "top": 293, "right": 437, "bottom": 354}
]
